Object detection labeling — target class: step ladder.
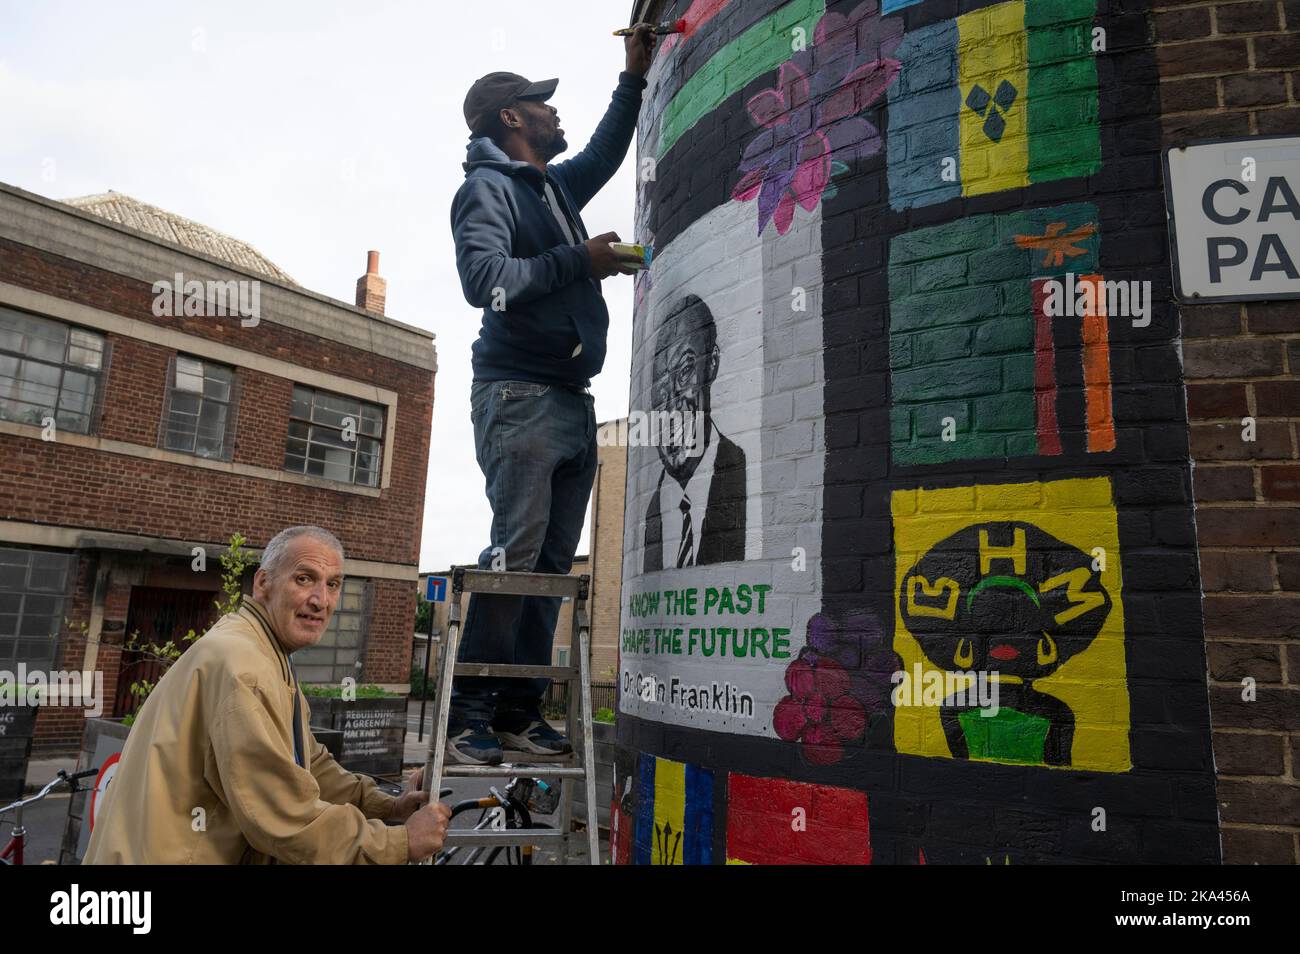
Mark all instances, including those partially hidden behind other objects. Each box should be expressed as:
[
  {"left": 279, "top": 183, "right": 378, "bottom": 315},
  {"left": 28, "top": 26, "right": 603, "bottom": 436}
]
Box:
[{"left": 421, "top": 566, "right": 599, "bottom": 864}]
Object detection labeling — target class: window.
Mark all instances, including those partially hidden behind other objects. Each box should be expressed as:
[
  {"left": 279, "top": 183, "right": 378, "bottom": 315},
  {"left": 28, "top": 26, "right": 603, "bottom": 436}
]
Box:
[
  {"left": 284, "top": 385, "right": 384, "bottom": 486},
  {"left": 294, "top": 579, "right": 369, "bottom": 684},
  {"left": 0, "top": 547, "right": 75, "bottom": 671},
  {"left": 162, "top": 356, "right": 236, "bottom": 459},
  {"left": 0, "top": 306, "right": 105, "bottom": 434},
  {"left": 556, "top": 647, "right": 571, "bottom": 668}
]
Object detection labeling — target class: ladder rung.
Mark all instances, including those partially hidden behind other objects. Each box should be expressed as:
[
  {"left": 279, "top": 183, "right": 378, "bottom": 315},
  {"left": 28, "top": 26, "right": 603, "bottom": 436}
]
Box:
[
  {"left": 442, "top": 829, "right": 566, "bottom": 846},
  {"left": 443, "top": 764, "right": 588, "bottom": 778},
  {"left": 453, "top": 663, "right": 577, "bottom": 679},
  {"left": 455, "top": 568, "right": 587, "bottom": 599},
  {"left": 427, "top": 569, "right": 599, "bottom": 865}
]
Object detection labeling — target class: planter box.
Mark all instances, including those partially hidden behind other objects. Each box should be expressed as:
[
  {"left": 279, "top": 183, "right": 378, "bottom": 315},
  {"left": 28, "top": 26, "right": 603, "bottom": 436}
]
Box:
[
  {"left": 313, "top": 725, "right": 344, "bottom": 762},
  {"left": 306, "top": 696, "right": 406, "bottom": 778},
  {"left": 60, "top": 717, "right": 131, "bottom": 865},
  {"left": 0, "top": 705, "right": 37, "bottom": 802}
]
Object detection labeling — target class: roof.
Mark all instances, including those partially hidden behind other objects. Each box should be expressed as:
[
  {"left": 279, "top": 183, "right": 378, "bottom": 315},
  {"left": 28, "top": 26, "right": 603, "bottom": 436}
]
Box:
[{"left": 62, "top": 191, "right": 297, "bottom": 284}]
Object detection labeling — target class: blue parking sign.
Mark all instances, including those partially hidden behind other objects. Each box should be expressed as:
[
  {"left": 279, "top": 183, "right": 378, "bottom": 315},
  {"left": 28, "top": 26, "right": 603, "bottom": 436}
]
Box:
[{"left": 424, "top": 576, "right": 447, "bottom": 602}]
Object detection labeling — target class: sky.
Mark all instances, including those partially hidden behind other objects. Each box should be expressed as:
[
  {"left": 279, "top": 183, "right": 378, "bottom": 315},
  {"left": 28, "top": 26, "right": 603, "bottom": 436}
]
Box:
[{"left": 0, "top": 0, "right": 646, "bottom": 572}]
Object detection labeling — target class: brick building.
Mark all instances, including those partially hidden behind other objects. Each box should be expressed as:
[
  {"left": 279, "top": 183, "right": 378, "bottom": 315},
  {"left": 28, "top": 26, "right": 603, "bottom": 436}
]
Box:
[
  {"left": 1154, "top": 0, "right": 1300, "bottom": 866},
  {"left": 590, "top": 419, "right": 630, "bottom": 679},
  {"left": 612, "top": 0, "right": 1299, "bottom": 865},
  {"left": 0, "top": 184, "right": 436, "bottom": 754}
]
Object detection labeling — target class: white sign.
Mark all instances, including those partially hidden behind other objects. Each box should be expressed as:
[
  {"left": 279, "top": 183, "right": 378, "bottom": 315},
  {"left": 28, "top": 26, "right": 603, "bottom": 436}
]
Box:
[
  {"left": 1164, "top": 135, "right": 1300, "bottom": 301},
  {"left": 73, "top": 735, "right": 125, "bottom": 861}
]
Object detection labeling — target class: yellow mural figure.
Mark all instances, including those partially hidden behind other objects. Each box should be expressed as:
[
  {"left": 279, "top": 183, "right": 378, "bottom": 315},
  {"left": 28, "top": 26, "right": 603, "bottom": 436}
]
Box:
[{"left": 891, "top": 477, "right": 1130, "bottom": 773}]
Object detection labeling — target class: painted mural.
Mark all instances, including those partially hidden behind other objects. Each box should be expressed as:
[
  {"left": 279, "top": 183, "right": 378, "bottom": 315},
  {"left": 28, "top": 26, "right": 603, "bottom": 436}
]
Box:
[
  {"left": 889, "top": 202, "right": 1116, "bottom": 465},
  {"left": 726, "top": 773, "right": 871, "bottom": 864},
  {"left": 886, "top": 0, "right": 1100, "bottom": 209},
  {"left": 772, "top": 609, "right": 895, "bottom": 765},
  {"left": 630, "top": 754, "right": 715, "bottom": 865},
  {"left": 732, "top": 3, "right": 903, "bottom": 235},
  {"left": 620, "top": 185, "right": 825, "bottom": 738},
  {"left": 652, "top": 0, "right": 827, "bottom": 159},
  {"left": 892, "top": 477, "right": 1130, "bottom": 772},
  {"left": 619, "top": 0, "right": 1218, "bottom": 864}
]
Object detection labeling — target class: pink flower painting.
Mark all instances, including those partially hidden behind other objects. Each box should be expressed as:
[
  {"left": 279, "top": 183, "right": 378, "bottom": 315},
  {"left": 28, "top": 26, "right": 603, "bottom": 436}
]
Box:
[{"left": 732, "top": 2, "right": 904, "bottom": 235}]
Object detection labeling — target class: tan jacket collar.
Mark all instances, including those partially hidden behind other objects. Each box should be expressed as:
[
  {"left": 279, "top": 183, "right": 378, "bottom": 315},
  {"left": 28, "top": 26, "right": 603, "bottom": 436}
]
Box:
[{"left": 238, "top": 598, "right": 295, "bottom": 687}]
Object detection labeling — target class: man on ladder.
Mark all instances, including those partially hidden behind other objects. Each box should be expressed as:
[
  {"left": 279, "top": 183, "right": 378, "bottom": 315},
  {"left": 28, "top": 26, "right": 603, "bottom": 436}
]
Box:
[{"left": 447, "top": 25, "right": 657, "bottom": 765}]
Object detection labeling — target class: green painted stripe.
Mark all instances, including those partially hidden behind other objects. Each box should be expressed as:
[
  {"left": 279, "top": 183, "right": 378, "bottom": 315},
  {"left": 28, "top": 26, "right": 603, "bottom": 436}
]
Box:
[
  {"left": 657, "top": 0, "right": 826, "bottom": 159},
  {"left": 1027, "top": 0, "right": 1100, "bottom": 182},
  {"left": 966, "top": 575, "right": 1041, "bottom": 609}
]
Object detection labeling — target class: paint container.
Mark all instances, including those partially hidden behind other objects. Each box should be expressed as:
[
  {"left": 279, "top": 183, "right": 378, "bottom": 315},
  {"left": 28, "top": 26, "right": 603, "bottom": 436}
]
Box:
[{"left": 611, "top": 242, "right": 654, "bottom": 269}]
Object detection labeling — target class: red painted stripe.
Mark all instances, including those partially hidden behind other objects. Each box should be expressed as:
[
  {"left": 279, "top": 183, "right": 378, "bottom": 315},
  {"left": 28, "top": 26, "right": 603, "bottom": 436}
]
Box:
[
  {"left": 726, "top": 772, "right": 871, "bottom": 864},
  {"left": 661, "top": 0, "right": 732, "bottom": 54},
  {"left": 1079, "top": 274, "right": 1117, "bottom": 452},
  {"left": 1032, "top": 279, "right": 1062, "bottom": 456}
]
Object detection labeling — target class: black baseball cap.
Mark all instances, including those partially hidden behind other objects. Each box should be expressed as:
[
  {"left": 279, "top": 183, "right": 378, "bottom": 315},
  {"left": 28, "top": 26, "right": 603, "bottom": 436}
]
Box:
[{"left": 464, "top": 72, "right": 559, "bottom": 135}]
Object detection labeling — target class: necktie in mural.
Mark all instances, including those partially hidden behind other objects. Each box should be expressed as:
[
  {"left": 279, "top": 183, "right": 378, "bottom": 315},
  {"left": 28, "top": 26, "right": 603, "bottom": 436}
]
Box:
[
  {"left": 886, "top": 0, "right": 1100, "bottom": 210},
  {"left": 676, "top": 496, "right": 695, "bottom": 568}
]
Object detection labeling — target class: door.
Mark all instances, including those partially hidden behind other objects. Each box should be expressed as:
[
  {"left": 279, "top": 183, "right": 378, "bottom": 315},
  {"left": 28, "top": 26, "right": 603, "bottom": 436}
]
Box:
[{"left": 115, "top": 587, "right": 219, "bottom": 717}]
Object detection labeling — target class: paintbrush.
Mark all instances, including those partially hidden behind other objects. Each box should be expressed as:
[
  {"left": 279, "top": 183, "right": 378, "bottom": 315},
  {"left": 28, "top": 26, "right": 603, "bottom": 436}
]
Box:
[{"left": 613, "top": 18, "right": 686, "bottom": 36}]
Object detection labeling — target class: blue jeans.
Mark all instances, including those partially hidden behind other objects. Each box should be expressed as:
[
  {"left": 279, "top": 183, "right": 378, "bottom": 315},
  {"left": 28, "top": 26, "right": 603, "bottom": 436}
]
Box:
[{"left": 449, "top": 379, "right": 597, "bottom": 727}]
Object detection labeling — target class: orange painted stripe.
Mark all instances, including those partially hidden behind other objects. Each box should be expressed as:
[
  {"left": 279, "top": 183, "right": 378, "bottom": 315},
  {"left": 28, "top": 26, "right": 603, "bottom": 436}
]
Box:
[{"left": 1079, "top": 274, "right": 1116, "bottom": 452}]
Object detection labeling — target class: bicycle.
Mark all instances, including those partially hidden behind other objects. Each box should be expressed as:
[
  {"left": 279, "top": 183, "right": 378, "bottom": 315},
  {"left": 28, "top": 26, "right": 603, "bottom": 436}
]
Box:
[
  {"left": 0, "top": 768, "right": 98, "bottom": 865},
  {"left": 366, "top": 771, "right": 566, "bottom": 865},
  {"left": 435, "top": 776, "right": 562, "bottom": 866}
]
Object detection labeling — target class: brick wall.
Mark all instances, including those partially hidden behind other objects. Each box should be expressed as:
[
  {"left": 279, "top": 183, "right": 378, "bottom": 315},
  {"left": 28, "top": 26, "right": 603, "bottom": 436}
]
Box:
[
  {"left": 365, "top": 578, "right": 419, "bottom": 684},
  {"left": 610, "top": 0, "right": 1268, "bottom": 865},
  {"left": 591, "top": 424, "right": 629, "bottom": 678},
  {"left": 1154, "top": 0, "right": 1300, "bottom": 865}
]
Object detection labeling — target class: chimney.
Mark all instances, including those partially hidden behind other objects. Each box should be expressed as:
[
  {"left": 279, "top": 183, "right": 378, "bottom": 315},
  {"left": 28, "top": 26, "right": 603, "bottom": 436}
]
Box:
[{"left": 355, "top": 250, "right": 387, "bottom": 315}]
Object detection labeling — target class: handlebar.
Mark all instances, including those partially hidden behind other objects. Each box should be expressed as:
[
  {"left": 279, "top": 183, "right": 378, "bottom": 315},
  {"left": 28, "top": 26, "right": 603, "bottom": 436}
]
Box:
[{"left": 0, "top": 766, "right": 100, "bottom": 815}]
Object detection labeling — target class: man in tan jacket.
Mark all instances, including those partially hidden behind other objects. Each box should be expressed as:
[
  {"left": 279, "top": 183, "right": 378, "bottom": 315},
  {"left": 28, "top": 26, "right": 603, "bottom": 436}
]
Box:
[{"left": 85, "top": 525, "right": 450, "bottom": 864}]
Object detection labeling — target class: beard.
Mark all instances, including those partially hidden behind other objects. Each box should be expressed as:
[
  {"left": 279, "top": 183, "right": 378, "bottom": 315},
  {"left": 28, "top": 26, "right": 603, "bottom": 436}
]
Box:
[{"left": 527, "top": 122, "right": 567, "bottom": 161}]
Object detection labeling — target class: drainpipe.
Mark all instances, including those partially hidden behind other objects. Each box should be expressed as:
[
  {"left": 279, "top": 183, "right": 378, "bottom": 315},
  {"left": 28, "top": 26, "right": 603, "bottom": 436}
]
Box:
[{"left": 82, "top": 557, "right": 110, "bottom": 673}]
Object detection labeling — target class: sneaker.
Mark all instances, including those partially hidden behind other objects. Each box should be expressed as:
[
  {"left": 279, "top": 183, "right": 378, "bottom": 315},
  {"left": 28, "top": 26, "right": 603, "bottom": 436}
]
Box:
[
  {"left": 493, "top": 709, "right": 573, "bottom": 756},
  {"left": 446, "top": 721, "right": 503, "bottom": 765}
]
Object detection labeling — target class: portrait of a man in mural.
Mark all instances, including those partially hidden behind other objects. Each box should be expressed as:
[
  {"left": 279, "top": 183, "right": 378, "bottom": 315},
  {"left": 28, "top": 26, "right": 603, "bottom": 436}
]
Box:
[
  {"left": 899, "top": 521, "right": 1112, "bottom": 767},
  {"left": 642, "top": 294, "right": 747, "bottom": 572}
]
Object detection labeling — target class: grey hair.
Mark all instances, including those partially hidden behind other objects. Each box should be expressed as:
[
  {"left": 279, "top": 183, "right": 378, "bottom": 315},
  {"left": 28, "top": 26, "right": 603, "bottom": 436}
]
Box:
[{"left": 259, "top": 526, "right": 345, "bottom": 576}]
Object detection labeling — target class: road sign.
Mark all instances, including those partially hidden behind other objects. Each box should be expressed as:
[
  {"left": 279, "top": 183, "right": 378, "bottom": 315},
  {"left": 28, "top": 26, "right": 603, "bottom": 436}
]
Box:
[
  {"left": 88, "top": 751, "right": 121, "bottom": 832},
  {"left": 424, "top": 576, "right": 447, "bottom": 602},
  {"left": 1164, "top": 135, "right": 1300, "bottom": 302}
]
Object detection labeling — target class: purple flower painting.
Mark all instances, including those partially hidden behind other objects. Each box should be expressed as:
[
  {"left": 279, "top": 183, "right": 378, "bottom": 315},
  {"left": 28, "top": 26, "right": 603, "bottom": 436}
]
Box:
[
  {"left": 773, "top": 610, "right": 898, "bottom": 766},
  {"left": 732, "top": 2, "right": 904, "bottom": 235}
]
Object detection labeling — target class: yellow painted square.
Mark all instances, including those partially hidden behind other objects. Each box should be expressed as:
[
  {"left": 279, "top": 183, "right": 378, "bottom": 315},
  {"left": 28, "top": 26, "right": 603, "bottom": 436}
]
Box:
[{"left": 891, "top": 477, "right": 1131, "bottom": 773}]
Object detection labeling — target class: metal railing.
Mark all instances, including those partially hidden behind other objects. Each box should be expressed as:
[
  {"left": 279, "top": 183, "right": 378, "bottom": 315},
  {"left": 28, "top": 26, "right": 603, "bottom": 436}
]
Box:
[{"left": 543, "top": 681, "right": 616, "bottom": 719}]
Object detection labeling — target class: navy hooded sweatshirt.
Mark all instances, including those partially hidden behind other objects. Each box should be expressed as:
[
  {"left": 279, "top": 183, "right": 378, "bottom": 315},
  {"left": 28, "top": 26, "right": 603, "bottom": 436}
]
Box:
[{"left": 450, "top": 71, "right": 647, "bottom": 388}]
